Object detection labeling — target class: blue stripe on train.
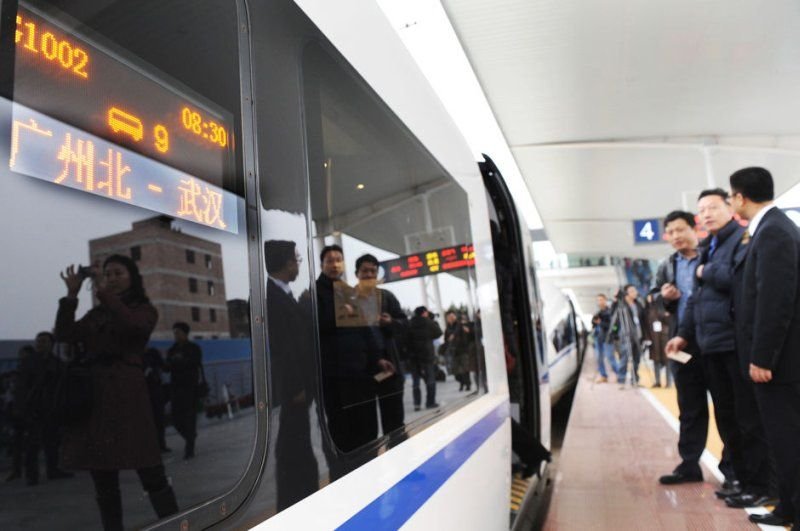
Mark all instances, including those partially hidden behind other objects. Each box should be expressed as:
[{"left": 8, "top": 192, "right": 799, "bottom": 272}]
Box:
[{"left": 336, "top": 402, "right": 508, "bottom": 530}]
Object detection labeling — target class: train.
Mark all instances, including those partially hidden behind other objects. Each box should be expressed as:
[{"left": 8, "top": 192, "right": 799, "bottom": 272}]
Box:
[{"left": 0, "top": 0, "right": 582, "bottom": 529}]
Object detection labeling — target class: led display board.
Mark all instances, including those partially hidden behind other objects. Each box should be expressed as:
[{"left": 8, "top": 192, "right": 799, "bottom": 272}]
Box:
[
  {"left": 8, "top": 3, "right": 238, "bottom": 232},
  {"left": 380, "top": 244, "right": 475, "bottom": 283}
]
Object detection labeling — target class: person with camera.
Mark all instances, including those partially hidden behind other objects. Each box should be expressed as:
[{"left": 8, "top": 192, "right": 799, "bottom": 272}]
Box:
[
  {"left": 165, "top": 322, "right": 203, "bottom": 460},
  {"left": 56, "top": 255, "right": 177, "bottom": 531}
]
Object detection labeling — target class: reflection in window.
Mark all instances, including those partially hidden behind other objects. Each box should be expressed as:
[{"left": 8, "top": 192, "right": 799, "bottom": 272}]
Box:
[
  {"left": 207, "top": 280, "right": 215, "bottom": 295},
  {"left": 0, "top": 2, "right": 255, "bottom": 528},
  {"left": 303, "top": 44, "right": 484, "bottom": 478}
]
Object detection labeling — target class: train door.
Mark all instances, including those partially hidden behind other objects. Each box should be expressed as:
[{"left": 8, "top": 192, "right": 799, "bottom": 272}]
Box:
[{"left": 479, "top": 155, "right": 549, "bottom": 450}]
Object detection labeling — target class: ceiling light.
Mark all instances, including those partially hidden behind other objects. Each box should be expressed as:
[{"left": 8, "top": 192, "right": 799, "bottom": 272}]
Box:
[{"left": 356, "top": 184, "right": 365, "bottom": 190}]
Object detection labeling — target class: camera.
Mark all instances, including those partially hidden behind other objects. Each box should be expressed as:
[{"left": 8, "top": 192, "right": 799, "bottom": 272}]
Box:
[{"left": 78, "top": 265, "right": 96, "bottom": 280}]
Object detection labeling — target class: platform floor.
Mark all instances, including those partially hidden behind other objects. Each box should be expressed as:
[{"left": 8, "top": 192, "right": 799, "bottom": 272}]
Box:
[{"left": 543, "top": 351, "right": 786, "bottom": 531}]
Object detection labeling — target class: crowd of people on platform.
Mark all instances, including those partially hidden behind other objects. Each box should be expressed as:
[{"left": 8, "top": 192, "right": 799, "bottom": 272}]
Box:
[{"left": 590, "top": 167, "right": 800, "bottom": 528}]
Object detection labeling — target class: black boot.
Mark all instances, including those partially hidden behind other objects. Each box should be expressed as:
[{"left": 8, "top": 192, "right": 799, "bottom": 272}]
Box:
[
  {"left": 148, "top": 485, "right": 179, "bottom": 518},
  {"left": 184, "top": 438, "right": 195, "bottom": 459},
  {"left": 96, "top": 493, "right": 123, "bottom": 531}
]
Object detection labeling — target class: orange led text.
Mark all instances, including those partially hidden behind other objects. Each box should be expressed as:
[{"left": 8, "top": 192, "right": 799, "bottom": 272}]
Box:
[{"left": 16, "top": 12, "right": 89, "bottom": 79}]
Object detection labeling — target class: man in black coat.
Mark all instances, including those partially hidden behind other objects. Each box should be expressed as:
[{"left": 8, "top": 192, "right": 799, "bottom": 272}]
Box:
[
  {"left": 165, "top": 322, "right": 202, "bottom": 459},
  {"left": 264, "top": 240, "right": 318, "bottom": 510},
  {"left": 667, "top": 189, "right": 753, "bottom": 500},
  {"left": 730, "top": 167, "right": 800, "bottom": 527},
  {"left": 353, "top": 254, "right": 408, "bottom": 435},
  {"left": 652, "top": 211, "right": 735, "bottom": 487},
  {"left": 407, "top": 307, "right": 443, "bottom": 410}
]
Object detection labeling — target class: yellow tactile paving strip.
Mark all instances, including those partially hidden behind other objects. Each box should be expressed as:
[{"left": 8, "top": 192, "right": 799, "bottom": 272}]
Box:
[{"left": 635, "top": 364, "right": 723, "bottom": 461}]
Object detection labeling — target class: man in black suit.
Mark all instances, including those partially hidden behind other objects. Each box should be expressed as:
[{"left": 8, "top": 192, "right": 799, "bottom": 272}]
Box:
[
  {"left": 265, "top": 240, "right": 318, "bottom": 510},
  {"left": 730, "top": 167, "right": 800, "bottom": 527}
]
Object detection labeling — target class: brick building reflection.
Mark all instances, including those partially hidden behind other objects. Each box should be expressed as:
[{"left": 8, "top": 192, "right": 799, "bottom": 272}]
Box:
[{"left": 89, "top": 215, "right": 230, "bottom": 340}]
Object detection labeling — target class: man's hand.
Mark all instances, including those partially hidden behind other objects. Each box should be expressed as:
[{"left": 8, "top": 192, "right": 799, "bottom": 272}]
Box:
[
  {"left": 695, "top": 264, "right": 705, "bottom": 279},
  {"left": 377, "top": 358, "right": 395, "bottom": 375},
  {"left": 749, "top": 363, "right": 773, "bottom": 383},
  {"left": 660, "top": 283, "right": 682, "bottom": 301},
  {"left": 665, "top": 336, "right": 688, "bottom": 354}
]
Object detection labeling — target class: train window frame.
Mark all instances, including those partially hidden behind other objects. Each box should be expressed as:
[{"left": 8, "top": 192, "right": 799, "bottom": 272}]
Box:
[
  {"left": 299, "top": 39, "right": 488, "bottom": 465},
  {"left": 0, "top": 0, "right": 269, "bottom": 529}
]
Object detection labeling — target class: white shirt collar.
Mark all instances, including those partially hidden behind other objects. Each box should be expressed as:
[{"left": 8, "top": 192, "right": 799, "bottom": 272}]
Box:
[
  {"left": 268, "top": 276, "right": 292, "bottom": 296},
  {"left": 748, "top": 204, "right": 777, "bottom": 236}
]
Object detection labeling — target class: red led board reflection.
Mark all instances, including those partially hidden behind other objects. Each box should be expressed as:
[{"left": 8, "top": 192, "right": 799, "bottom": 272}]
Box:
[
  {"left": 11, "top": 3, "right": 234, "bottom": 190},
  {"left": 380, "top": 244, "right": 475, "bottom": 283}
]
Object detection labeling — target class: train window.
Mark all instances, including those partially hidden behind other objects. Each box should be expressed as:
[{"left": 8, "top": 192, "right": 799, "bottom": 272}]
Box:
[
  {"left": 302, "top": 43, "right": 485, "bottom": 476},
  {"left": 0, "top": 1, "right": 257, "bottom": 529}
]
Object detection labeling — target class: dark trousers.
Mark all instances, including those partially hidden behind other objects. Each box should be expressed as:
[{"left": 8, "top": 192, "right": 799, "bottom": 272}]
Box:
[
  {"left": 325, "top": 379, "right": 377, "bottom": 481},
  {"left": 170, "top": 387, "right": 197, "bottom": 453},
  {"left": 703, "top": 353, "right": 747, "bottom": 483},
  {"left": 25, "top": 419, "right": 62, "bottom": 481},
  {"left": 410, "top": 358, "right": 436, "bottom": 407},
  {"left": 9, "top": 418, "right": 25, "bottom": 476},
  {"left": 670, "top": 356, "right": 734, "bottom": 479},
  {"left": 754, "top": 382, "right": 800, "bottom": 526},
  {"left": 377, "top": 373, "right": 405, "bottom": 434},
  {"left": 724, "top": 357, "right": 776, "bottom": 495},
  {"left": 276, "top": 401, "right": 319, "bottom": 511},
  {"left": 91, "top": 464, "right": 176, "bottom": 531}
]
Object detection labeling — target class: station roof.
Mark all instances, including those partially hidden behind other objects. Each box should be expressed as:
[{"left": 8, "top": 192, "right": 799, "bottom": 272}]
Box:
[{"left": 441, "top": 0, "right": 800, "bottom": 259}]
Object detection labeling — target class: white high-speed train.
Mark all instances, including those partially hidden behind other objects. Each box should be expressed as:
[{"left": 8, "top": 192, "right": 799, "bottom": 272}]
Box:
[{"left": 0, "top": 0, "right": 582, "bottom": 529}]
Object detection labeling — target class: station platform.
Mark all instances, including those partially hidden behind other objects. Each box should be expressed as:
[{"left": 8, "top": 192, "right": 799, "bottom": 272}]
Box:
[{"left": 543, "top": 352, "right": 786, "bottom": 530}]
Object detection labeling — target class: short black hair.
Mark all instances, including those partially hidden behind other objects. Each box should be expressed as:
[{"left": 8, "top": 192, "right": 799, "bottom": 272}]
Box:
[
  {"left": 730, "top": 167, "right": 774, "bottom": 202},
  {"left": 264, "top": 240, "right": 296, "bottom": 275},
  {"left": 623, "top": 284, "right": 636, "bottom": 293},
  {"left": 663, "top": 210, "right": 696, "bottom": 230},
  {"left": 35, "top": 331, "right": 55, "bottom": 342},
  {"left": 173, "top": 322, "right": 190, "bottom": 334},
  {"left": 319, "top": 244, "right": 343, "bottom": 264},
  {"left": 698, "top": 188, "right": 729, "bottom": 202},
  {"left": 597, "top": 293, "right": 608, "bottom": 299},
  {"left": 355, "top": 253, "right": 379, "bottom": 273}
]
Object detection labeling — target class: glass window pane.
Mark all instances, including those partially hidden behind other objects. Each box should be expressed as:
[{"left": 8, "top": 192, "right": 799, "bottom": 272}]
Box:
[
  {"left": 302, "top": 44, "right": 485, "bottom": 476},
  {"left": 0, "top": 1, "right": 256, "bottom": 528}
]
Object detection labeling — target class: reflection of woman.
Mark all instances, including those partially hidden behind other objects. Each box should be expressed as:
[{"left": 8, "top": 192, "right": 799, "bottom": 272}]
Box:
[{"left": 56, "top": 255, "right": 177, "bottom": 531}]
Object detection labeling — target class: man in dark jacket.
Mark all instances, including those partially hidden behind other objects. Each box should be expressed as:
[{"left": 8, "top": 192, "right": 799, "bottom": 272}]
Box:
[
  {"left": 730, "top": 167, "right": 800, "bottom": 527},
  {"left": 652, "top": 211, "right": 734, "bottom": 487},
  {"left": 608, "top": 285, "right": 646, "bottom": 387},
  {"left": 591, "top": 294, "right": 617, "bottom": 383},
  {"left": 315, "top": 245, "right": 394, "bottom": 480},
  {"left": 265, "top": 240, "right": 318, "bottom": 510},
  {"left": 165, "top": 322, "right": 202, "bottom": 460},
  {"left": 407, "top": 307, "right": 443, "bottom": 410},
  {"left": 667, "top": 189, "right": 776, "bottom": 507},
  {"left": 353, "top": 254, "right": 408, "bottom": 434}
]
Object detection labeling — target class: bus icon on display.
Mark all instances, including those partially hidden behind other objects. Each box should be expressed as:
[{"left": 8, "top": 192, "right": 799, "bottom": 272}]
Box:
[{"left": 633, "top": 218, "right": 662, "bottom": 244}]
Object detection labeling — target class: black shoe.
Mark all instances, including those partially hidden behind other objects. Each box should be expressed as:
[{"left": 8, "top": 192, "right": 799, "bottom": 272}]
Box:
[
  {"left": 425, "top": 403, "right": 440, "bottom": 409},
  {"left": 724, "top": 492, "right": 777, "bottom": 508},
  {"left": 47, "top": 470, "right": 75, "bottom": 480},
  {"left": 413, "top": 405, "right": 421, "bottom": 412},
  {"left": 714, "top": 480, "right": 741, "bottom": 499},
  {"left": 748, "top": 512, "right": 792, "bottom": 526},
  {"left": 658, "top": 471, "right": 702, "bottom": 485}
]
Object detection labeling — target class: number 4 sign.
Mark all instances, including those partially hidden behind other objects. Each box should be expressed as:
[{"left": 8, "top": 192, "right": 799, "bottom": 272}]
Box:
[{"left": 633, "top": 218, "right": 662, "bottom": 244}]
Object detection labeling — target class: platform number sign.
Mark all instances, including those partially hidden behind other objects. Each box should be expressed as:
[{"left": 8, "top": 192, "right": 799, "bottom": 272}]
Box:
[{"left": 633, "top": 218, "right": 662, "bottom": 244}]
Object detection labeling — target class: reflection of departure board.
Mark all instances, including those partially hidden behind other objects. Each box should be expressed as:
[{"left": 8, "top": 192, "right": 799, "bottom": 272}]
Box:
[
  {"left": 8, "top": 3, "right": 239, "bottom": 233},
  {"left": 380, "top": 244, "right": 475, "bottom": 283}
]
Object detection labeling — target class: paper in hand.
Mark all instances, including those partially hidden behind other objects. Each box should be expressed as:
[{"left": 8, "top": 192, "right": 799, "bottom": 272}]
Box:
[{"left": 667, "top": 350, "right": 692, "bottom": 364}]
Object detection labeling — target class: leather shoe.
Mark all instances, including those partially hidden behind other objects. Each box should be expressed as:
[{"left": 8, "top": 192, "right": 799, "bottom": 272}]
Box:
[
  {"left": 658, "top": 471, "right": 703, "bottom": 485},
  {"left": 724, "top": 492, "right": 777, "bottom": 508},
  {"left": 748, "top": 512, "right": 791, "bottom": 526},
  {"left": 714, "top": 480, "right": 741, "bottom": 499}
]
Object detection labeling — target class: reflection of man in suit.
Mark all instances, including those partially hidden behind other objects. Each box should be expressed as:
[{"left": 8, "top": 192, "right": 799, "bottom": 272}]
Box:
[
  {"left": 265, "top": 240, "right": 318, "bottom": 511},
  {"left": 354, "top": 254, "right": 407, "bottom": 435},
  {"left": 730, "top": 167, "right": 800, "bottom": 528}
]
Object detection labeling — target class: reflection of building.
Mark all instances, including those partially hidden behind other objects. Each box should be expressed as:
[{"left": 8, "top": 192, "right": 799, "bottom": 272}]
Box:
[
  {"left": 227, "top": 299, "right": 250, "bottom": 338},
  {"left": 89, "top": 216, "right": 230, "bottom": 339}
]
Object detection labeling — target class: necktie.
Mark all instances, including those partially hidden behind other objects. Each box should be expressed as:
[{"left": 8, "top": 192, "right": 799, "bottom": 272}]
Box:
[{"left": 709, "top": 236, "right": 718, "bottom": 258}]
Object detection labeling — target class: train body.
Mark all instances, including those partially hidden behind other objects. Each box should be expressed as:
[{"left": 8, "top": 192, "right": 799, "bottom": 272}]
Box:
[{"left": 0, "top": 1, "right": 581, "bottom": 529}]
